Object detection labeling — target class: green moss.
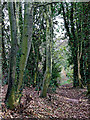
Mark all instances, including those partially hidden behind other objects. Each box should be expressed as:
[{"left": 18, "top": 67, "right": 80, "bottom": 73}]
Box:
[
  {"left": 40, "top": 71, "right": 51, "bottom": 98},
  {"left": 6, "top": 87, "right": 15, "bottom": 109},
  {"left": 33, "top": 69, "right": 38, "bottom": 87}
]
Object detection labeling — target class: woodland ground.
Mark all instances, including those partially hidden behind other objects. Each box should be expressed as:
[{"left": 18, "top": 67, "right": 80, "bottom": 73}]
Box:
[{"left": 0, "top": 83, "right": 89, "bottom": 120}]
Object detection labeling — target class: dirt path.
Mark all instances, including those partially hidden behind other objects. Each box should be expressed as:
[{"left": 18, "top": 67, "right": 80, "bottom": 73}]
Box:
[
  {"left": 60, "top": 68, "right": 69, "bottom": 85},
  {"left": 0, "top": 84, "right": 89, "bottom": 119}
]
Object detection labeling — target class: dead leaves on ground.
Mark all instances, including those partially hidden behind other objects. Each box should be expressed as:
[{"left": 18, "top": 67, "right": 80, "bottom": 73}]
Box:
[{"left": 0, "top": 84, "right": 89, "bottom": 119}]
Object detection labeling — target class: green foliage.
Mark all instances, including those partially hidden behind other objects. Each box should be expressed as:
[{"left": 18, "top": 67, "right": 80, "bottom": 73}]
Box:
[
  {"left": 23, "top": 69, "right": 30, "bottom": 87},
  {"left": 3, "top": 2, "right": 89, "bottom": 105},
  {"left": 66, "top": 66, "right": 73, "bottom": 81},
  {"left": 49, "top": 62, "right": 61, "bottom": 91}
]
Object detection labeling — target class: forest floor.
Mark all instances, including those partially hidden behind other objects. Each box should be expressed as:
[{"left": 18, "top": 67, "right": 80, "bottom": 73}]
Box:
[{"left": 0, "top": 83, "right": 89, "bottom": 120}]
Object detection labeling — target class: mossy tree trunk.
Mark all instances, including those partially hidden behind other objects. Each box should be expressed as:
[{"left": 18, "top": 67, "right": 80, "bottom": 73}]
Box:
[
  {"left": 77, "top": 43, "right": 83, "bottom": 88},
  {"left": 62, "top": 3, "right": 89, "bottom": 89},
  {"left": 5, "top": 2, "right": 33, "bottom": 109},
  {"left": 5, "top": 2, "right": 18, "bottom": 109},
  {"left": 40, "top": 4, "right": 52, "bottom": 98},
  {"left": 75, "top": 4, "right": 83, "bottom": 88},
  {"left": 83, "top": 3, "right": 90, "bottom": 95},
  {"left": 16, "top": 3, "right": 33, "bottom": 105},
  {"left": 15, "top": 2, "right": 21, "bottom": 46}
]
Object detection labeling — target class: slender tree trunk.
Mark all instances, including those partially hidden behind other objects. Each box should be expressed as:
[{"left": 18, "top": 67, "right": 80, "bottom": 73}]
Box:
[
  {"left": 0, "top": 2, "right": 2, "bottom": 114},
  {"left": 75, "top": 4, "right": 83, "bottom": 88},
  {"left": 40, "top": 4, "right": 52, "bottom": 97},
  {"left": 15, "top": 2, "right": 20, "bottom": 46},
  {"left": 77, "top": 46, "right": 83, "bottom": 88},
  {"left": 5, "top": 2, "right": 18, "bottom": 109},
  {"left": 2, "top": 8, "right": 7, "bottom": 73},
  {"left": 18, "top": 2, "right": 23, "bottom": 44},
  {"left": 2, "top": 33, "right": 7, "bottom": 72},
  {"left": 83, "top": 3, "right": 90, "bottom": 95},
  {"left": 0, "top": 1, "right": 2, "bottom": 86},
  {"left": 70, "top": 3, "right": 79, "bottom": 87},
  {"left": 82, "top": 41, "right": 87, "bottom": 85},
  {"left": 16, "top": 3, "right": 33, "bottom": 104},
  {"left": 34, "top": 47, "right": 39, "bottom": 87}
]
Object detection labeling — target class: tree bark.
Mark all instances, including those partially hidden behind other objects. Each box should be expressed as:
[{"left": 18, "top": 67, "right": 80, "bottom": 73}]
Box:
[
  {"left": 2, "top": 8, "right": 7, "bottom": 73},
  {"left": 5, "top": 2, "right": 33, "bottom": 109},
  {"left": 0, "top": 1, "right": 2, "bottom": 89},
  {"left": 5, "top": 2, "right": 18, "bottom": 109},
  {"left": 83, "top": 3, "right": 90, "bottom": 95},
  {"left": 75, "top": 3, "right": 83, "bottom": 88},
  {"left": 16, "top": 3, "right": 33, "bottom": 105},
  {"left": 40, "top": 4, "right": 52, "bottom": 97}
]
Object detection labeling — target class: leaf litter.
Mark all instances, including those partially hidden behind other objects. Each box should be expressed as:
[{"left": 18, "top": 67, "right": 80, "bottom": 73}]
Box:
[{"left": 0, "top": 83, "right": 89, "bottom": 119}]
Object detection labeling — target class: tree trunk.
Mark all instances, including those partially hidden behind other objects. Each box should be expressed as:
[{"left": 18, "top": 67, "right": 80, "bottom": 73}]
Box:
[
  {"left": 16, "top": 3, "right": 33, "bottom": 105},
  {"left": 2, "top": 9, "right": 7, "bottom": 73},
  {"left": 83, "top": 3, "right": 90, "bottom": 95},
  {"left": 77, "top": 46, "right": 83, "bottom": 88},
  {"left": 15, "top": 2, "right": 20, "bottom": 46},
  {"left": 5, "top": 2, "right": 18, "bottom": 109},
  {"left": 75, "top": 4, "right": 83, "bottom": 88},
  {"left": 61, "top": 3, "right": 78, "bottom": 87},
  {"left": 0, "top": 1, "right": 2, "bottom": 88},
  {"left": 40, "top": 4, "right": 52, "bottom": 97},
  {"left": 5, "top": 2, "right": 33, "bottom": 109},
  {"left": 34, "top": 47, "right": 39, "bottom": 87}
]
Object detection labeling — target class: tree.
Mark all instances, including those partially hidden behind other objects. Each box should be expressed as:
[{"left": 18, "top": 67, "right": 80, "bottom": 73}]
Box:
[
  {"left": 5, "top": 2, "right": 33, "bottom": 109},
  {"left": 61, "top": 3, "right": 78, "bottom": 87},
  {"left": 3, "top": 1, "right": 89, "bottom": 109},
  {"left": 2, "top": 4, "right": 7, "bottom": 75},
  {"left": 82, "top": 3, "right": 90, "bottom": 95},
  {"left": 61, "top": 2, "right": 89, "bottom": 90},
  {"left": 16, "top": 3, "right": 33, "bottom": 103},
  {"left": 40, "top": 4, "right": 52, "bottom": 97},
  {"left": 5, "top": 2, "right": 18, "bottom": 109},
  {"left": 0, "top": 1, "right": 2, "bottom": 87}
]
